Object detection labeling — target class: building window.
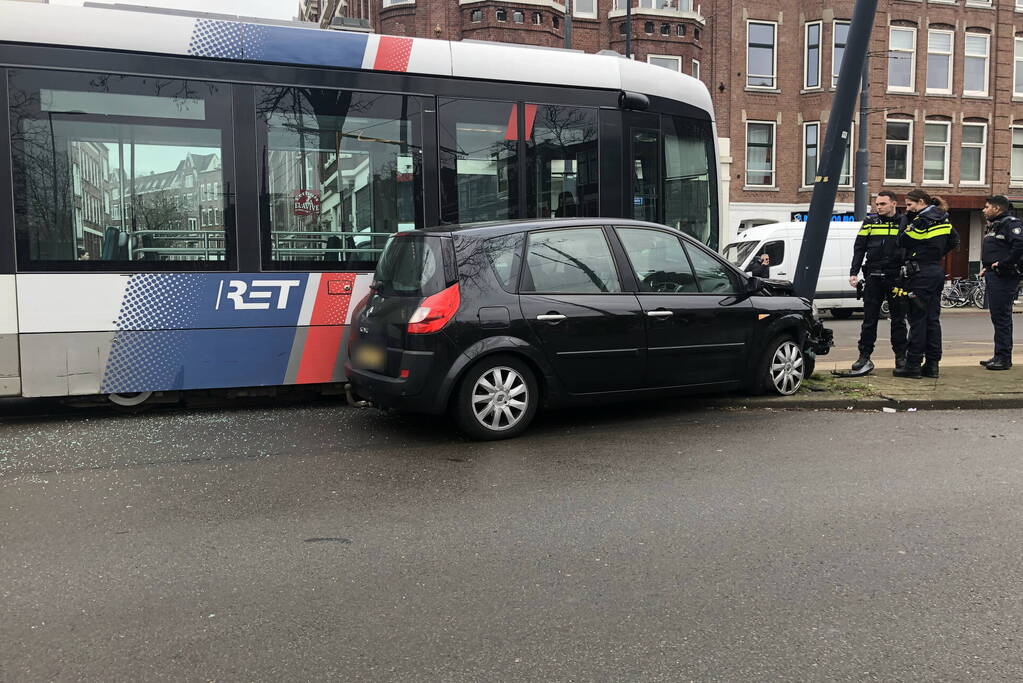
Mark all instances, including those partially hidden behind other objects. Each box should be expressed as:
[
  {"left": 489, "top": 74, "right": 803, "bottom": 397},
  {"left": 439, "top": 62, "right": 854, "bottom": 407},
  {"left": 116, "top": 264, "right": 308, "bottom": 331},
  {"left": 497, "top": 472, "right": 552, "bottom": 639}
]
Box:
[
  {"left": 574, "top": 0, "right": 597, "bottom": 18},
  {"left": 888, "top": 27, "right": 916, "bottom": 92},
  {"left": 747, "top": 21, "right": 777, "bottom": 89},
  {"left": 1012, "top": 127, "right": 1023, "bottom": 185},
  {"left": 691, "top": 59, "right": 700, "bottom": 80},
  {"left": 660, "top": 23, "right": 670, "bottom": 36},
  {"left": 745, "top": 121, "right": 775, "bottom": 187},
  {"left": 619, "top": 22, "right": 627, "bottom": 35},
  {"left": 471, "top": 9, "right": 482, "bottom": 22},
  {"left": 840, "top": 123, "right": 853, "bottom": 187},
  {"left": 677, "top": 24, "right": 686, "bottom": 37},
  {"left": 533, "top": 12, "right": 542, "bottom": 24},
  {"left": 644, "top": 21, "right": 654, "bottom": 34},
  {"left": 926, "top": 29, "right": 953, "bottom": 94},
  {"left": 885, "top": 119, "right": 913, "bottom": 183},
  {"left": 804, "top": 21, "right": 821, "bottom": 89},
  {"left": 923, "top": 121, "right": 950, "bottom": 183},
  {"left": 552, "top": 16, "right": 559, "bottom": 29},
  {"left": 963, "top": 33, "right": 989, "bottom": 96},
  {"left": 1015, "top": 39, "right": 1023, "bottom": 96},
  {"left": 381, "top": 0, "right": 414, "bottom": 6},
  {"left": 496, "top": 8, "right": 506, "bottom": 21},
  {"left": 803, "top": 122, "right": 819, "bottom": 187},
  {"left": 960, "top": 123, "right": 987, "bottom": 184},
  {"left": 513, "top": 10, "right": 524, "bottom": 23},
  {"left": 694, "top": 28, "right": 700, "bottom": 40},
  {"left": 832, "top": 20, "right": 849, "bottom": 87},
  {"left": 648, "top": 55, "right": 682, "bottom": 71}
]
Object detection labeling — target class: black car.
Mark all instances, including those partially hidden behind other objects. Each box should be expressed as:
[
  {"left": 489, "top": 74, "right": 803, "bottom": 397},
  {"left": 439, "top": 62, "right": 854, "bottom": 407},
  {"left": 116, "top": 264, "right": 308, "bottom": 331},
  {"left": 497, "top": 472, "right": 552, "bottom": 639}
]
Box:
[{"left": 346, "top": 219, "right": 832, "bottom": 440}]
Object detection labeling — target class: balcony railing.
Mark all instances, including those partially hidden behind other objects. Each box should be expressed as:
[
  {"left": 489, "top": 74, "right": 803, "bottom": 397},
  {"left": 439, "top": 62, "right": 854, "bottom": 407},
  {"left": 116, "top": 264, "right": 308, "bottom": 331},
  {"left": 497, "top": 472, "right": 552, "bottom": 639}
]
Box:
[{"left": 609, "top": 0, "right": 703, "bottom": 22}]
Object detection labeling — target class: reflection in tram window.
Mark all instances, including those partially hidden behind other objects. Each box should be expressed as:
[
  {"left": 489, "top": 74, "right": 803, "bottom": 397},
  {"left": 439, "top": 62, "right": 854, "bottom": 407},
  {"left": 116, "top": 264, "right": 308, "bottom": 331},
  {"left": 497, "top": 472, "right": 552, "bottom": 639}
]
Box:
[
  {"left": 7, "top": 69, "right": 231, "bottom": 267},
  {"left": 258, "top": 87, "right": 424, "bottom": 268},
  {"left": 527, "top": 104, "right": 598, "bottom": 219},
  {"left": 664, "top": 116, "right": 716, "bottom": 249}
]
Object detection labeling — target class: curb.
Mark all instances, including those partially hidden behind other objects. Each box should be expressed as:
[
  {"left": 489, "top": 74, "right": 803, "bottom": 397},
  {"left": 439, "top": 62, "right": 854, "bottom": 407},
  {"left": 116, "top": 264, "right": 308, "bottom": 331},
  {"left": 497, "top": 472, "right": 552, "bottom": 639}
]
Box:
[{"left": 702, "top": 395, "right": 1023, "bottom": 411}]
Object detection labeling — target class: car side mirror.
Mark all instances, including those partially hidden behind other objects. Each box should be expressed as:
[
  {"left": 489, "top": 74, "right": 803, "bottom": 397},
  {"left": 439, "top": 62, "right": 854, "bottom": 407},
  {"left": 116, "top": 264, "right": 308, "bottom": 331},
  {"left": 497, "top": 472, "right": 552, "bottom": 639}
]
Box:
[{"left": 746, "top": 276, "right": 765, "bottom": 294}]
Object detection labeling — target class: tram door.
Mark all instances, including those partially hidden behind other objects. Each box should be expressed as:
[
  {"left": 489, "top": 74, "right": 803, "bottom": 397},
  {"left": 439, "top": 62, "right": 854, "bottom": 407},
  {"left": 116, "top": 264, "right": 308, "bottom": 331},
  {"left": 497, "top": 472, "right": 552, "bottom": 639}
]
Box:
[{"left": 625, "top": 112, "right": 662, "bottom": 224}]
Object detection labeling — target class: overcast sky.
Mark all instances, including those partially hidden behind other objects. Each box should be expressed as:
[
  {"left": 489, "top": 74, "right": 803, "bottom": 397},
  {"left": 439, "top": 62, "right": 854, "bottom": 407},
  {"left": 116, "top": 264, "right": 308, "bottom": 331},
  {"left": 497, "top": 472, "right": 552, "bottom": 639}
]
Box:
[{"left": 49, "top": 0, "right": 297, "bottom": 21}]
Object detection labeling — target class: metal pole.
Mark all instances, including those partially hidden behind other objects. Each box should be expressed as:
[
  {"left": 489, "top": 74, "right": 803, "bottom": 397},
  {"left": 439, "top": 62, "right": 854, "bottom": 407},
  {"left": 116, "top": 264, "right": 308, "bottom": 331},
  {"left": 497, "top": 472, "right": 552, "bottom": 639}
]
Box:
[
  {"left": 625, "top": 0, "right": 632, "bottom": 59},
  {"left": 565, "top": 0, "right": 573, "bottom": 49},
  {"left": 853, "top": 56, "right": 870, "bottom": 220},
  {"left": 792, "top": 0, "right": 878, "bottom": 299}
]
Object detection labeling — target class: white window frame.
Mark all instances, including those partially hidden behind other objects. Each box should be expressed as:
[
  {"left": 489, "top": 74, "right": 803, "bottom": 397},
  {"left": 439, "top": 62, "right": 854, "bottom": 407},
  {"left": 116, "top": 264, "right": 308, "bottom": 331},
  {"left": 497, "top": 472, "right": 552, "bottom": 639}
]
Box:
[
  {"left": 926, "top": 29, "right": 954, "bottom": 95},
  {"left": 832, "top": 20, "right": 850, "bottom": 88},
  {"left": 960, "top": 122, "right": 987, "bottom": 185},
  {"left": 745, "top": 120, "right": 776, "bottom": 187},
  {"left": 1015, "top": 38, "right": 1023, "bottom": 97},
  {"left": 963, "top": 33, "right": 989, "bottom": 97},
  {"left": 647, "top": 55, "right": 682, "bottom": 72},
  {"left": 840, "top": 122, "right": 855, "bottom": 188},
  {"left": 887, "top": 27, "right": 916, "bottom": 93},
  {"left": 884, "top": 119, "right": 914, "bottom": 184},
  {"left": 922, "top": 120, "right": 951, "bottom": 185},
  {"left": 573, "top": 0, "right": 597, "bottom": 18},
  {"left": 802, "top": 121, "right": 819, "bottom": 188},
  {"left": 804, "top": 21, "right": 822, "bottom": 90},
  {"left": 746, "top": 20, "right": 777, "bottom": 90},
  {"left": 381, "top": 0, "right": 414, "bottom": 7},
  {"left": 691, "top": 58, "right": 701, "bottom": 80},
  {"left": 1012, "top": 126, "right": 1023, "bottom": 186}
]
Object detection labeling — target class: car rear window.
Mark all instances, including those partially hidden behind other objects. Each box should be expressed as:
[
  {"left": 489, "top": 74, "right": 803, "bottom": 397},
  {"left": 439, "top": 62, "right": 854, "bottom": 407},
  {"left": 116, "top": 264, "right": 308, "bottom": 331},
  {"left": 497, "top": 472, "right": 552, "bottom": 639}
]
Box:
[{"left": 373, "top": 233, "right": 447, "bottom": 297}]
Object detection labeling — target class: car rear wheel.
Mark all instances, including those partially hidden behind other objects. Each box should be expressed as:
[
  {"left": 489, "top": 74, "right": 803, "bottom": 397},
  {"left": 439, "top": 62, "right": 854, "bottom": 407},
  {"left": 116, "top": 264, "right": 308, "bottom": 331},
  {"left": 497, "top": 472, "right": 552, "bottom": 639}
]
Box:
[
  {"left": 753, "top": 336, "right": 806, "bottom": 396},
  {"left": 452, "top": 355, "right": 538, "bottom": 440}
]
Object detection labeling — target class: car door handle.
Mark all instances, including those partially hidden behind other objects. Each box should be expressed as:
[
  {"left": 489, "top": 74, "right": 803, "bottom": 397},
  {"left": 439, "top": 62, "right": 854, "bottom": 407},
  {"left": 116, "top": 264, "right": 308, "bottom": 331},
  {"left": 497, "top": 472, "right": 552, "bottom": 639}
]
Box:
[
  {"left": 646, "top": 310, "right": 674, "bottom": 318},
  {"left": 536, "top": 313, "right": 566, "bottom": 322}
]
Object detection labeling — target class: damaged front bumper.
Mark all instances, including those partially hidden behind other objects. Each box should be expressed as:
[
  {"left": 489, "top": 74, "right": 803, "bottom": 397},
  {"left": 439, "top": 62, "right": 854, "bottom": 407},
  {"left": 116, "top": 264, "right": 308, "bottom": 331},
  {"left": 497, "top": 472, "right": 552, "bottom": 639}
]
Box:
[{"left": 806, "top": 319, "right": 834, "bottom": 357}]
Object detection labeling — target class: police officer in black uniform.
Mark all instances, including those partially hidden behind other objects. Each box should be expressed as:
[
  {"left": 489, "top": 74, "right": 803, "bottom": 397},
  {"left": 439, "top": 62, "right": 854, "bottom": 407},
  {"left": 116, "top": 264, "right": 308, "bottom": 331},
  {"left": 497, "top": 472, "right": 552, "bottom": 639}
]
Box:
[
  {"left": 847, "top": 190, "right": 908, "bottom": 374},
  {"left": 894, "top": 189, "right": 959, "bottom": 379},
  {"left": 979, "top": 195, "right": 1023, "bottom": 371}
]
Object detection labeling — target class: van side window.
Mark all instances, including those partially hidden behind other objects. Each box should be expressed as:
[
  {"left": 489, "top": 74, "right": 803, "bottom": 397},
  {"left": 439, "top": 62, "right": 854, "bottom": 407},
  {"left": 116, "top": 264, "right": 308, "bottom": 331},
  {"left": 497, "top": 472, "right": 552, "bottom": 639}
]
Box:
[
  {"left": 523, "top": 228, "right": 621, "bottom": 294},
  {"left": 762, "top": 240, "right": 785, "bottom": 265}
]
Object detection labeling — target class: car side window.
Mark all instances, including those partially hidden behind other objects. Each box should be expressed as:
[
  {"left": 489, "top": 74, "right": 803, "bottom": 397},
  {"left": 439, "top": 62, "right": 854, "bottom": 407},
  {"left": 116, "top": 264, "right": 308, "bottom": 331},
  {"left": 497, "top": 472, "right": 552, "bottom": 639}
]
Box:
[
  {"left": 482, "top": 233, "right": 525, "bottom": 292},
  {"left": 523, "top": 228, "right": 621, "bottom": 294},
  {"left": 684, "top": 243, "right": 741, "bottom": 294},
  {"left": 616, "top": 228, "right": 698, "bottom": 293},
  {"left": 763, "top": 240, "right": 785, "bottom": 265}
]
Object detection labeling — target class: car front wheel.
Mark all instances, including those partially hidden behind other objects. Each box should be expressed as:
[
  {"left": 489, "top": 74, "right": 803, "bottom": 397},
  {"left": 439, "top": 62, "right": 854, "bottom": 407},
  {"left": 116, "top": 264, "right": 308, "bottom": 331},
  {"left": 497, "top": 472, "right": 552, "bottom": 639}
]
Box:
[
  {"left": 452, "top": 355, "right": 538, "bottom": 440},
  {"left": 755, "top": 336, "right": 806, "bottom": 396}
]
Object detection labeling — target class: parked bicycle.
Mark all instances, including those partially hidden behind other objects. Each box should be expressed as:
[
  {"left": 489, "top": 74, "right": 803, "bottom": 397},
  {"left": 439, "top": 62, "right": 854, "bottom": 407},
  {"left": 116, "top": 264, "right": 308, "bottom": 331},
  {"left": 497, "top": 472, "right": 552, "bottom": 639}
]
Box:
[{"left": 941, "top": 276, "right": 984, "bottom": 308}]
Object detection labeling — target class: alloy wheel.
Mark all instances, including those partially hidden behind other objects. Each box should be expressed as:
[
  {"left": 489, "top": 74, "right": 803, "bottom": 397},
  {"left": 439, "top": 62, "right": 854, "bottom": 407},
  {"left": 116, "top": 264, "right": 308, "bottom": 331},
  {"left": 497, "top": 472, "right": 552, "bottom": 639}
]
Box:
[
  {"left": 471, "top": 366, "right": 529, "bottom": 432},
  {"left": 769, "top": 341, "right": 804, "bottom": 395}
]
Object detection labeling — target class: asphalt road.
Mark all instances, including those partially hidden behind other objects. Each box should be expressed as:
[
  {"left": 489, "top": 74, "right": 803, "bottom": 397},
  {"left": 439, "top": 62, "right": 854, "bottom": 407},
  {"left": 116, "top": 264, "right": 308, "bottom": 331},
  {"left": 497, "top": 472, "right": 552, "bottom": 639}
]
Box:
[
  {"left": 823, "top": 309, "right": 1022, "bottom": 368},
  {"left": 4, "top": 399, "right": 1023, "bottom": 681}
]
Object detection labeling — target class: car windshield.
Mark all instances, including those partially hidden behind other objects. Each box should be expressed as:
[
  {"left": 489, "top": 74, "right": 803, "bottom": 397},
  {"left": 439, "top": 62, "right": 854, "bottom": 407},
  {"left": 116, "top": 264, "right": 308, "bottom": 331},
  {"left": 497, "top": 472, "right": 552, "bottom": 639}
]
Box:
[
  {"left": 373, "top": 233, "right": 446, "bottom": 297},
  {"left": 722, "top": 241, "right": 759, "bottom": 267}
]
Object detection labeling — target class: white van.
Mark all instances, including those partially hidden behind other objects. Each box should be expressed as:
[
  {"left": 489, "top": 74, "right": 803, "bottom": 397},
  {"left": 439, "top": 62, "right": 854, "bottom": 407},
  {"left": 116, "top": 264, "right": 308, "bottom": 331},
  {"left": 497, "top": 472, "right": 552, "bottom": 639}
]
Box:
[{"left": 722, "top": 221, "right": 862, "bottom": 319}]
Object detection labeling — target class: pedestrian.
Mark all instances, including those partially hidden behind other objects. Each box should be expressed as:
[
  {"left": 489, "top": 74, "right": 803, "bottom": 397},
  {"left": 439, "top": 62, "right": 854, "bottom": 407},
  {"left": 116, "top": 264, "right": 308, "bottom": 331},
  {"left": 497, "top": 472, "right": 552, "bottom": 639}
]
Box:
[
  {"left": 846, "top": 191, "right": 908, "bottom": 375},
  {"left": 893, "top": 190, "right": 959, "bottom": 379},
  {"left": 978, "top": 195, "right": 1023, "bottom": 371},
  {"left": 745, "top": 253, "right": 770, "bottom": 278}
]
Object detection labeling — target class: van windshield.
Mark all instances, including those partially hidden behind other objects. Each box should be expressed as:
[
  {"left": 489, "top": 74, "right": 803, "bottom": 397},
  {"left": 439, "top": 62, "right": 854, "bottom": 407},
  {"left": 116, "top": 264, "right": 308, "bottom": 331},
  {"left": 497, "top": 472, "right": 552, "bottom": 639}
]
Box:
[
  {"left": 373, "top": 233, "right": 446, "bottom": 297},
  {"left": 722, "top": 241, "right": 759, "bottom": 267}
]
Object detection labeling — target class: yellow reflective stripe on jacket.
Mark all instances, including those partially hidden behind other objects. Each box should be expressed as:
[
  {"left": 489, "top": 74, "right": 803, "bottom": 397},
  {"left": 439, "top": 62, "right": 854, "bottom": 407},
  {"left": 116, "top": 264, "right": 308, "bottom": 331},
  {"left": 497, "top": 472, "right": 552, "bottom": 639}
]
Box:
[
  {"left": 904, "top": 222, "right": 953, "bottom": 240},
  {"left": 857, "top": 224, "right": 900, "bottom": 236}
]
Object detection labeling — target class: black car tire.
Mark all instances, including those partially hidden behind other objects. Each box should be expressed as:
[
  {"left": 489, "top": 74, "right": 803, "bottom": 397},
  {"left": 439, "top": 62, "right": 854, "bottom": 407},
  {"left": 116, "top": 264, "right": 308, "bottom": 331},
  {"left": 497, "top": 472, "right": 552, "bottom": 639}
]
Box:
[
  {"left": 452, "top": 354, "right": 539, "bottom": 441},
  {"left": 751, "top": 334, "right": 806, "bottom": 396}
]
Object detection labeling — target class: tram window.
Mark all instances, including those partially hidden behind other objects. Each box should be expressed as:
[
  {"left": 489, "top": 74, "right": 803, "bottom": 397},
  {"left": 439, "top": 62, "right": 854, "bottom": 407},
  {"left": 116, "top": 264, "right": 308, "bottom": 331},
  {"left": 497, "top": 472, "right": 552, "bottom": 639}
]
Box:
[
  {"left": 439, "top": 98, "right": 520, "bottom": 224},
  {"left": 663, "top": 116, "right": 717, "bottom": 249},
  {"left": 257, "top": 87, "right": 425, "bottom": 269},
  {"left": 526, "top": 104, "right": 599, "bottom": 219},
  {"left": 7, "top": 69, "right": 232, "bottom": 269}
]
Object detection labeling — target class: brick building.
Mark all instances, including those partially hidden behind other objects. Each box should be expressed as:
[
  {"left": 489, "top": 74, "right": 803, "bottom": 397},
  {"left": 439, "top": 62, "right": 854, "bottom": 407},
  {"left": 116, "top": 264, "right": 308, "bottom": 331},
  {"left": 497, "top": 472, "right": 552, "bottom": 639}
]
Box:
[{"left": 302, "top": 0, "right": 1022, "bottom": 276}]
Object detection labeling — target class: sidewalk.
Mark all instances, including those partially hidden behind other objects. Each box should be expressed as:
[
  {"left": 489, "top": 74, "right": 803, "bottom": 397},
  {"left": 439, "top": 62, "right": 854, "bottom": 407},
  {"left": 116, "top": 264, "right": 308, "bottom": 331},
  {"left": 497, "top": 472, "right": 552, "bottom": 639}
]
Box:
[{"left": 705, "top": 365, "right": 1023, "bottom": 411}]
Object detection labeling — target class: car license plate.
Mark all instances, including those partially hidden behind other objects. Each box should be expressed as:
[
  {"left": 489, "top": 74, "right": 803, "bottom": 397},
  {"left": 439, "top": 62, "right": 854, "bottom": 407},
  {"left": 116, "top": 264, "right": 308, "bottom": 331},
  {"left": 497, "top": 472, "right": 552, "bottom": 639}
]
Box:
[{"left": 354, "top": 344, "right": 386, "bottom": 370}]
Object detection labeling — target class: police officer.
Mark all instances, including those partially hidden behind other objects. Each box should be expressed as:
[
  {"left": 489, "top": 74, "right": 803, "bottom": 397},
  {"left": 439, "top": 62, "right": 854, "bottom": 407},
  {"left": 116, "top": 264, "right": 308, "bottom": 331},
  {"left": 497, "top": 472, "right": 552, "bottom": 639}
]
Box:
[
  {"left": 847, "top": 191, "right": 908, "bottom": 374},
  {"left": 978, "top": 195, "right": 1023, "bottom": 371},
  {"left": 894, "top": 190, "right": 959, "bottom": 379}
]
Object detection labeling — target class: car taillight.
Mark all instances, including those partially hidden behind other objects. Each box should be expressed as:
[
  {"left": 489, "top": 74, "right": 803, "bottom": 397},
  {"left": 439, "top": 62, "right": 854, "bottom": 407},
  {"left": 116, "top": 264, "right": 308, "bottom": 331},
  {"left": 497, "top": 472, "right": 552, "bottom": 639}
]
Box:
[{"left": 407, "top": 283, "right": 460, "bottom": 334}]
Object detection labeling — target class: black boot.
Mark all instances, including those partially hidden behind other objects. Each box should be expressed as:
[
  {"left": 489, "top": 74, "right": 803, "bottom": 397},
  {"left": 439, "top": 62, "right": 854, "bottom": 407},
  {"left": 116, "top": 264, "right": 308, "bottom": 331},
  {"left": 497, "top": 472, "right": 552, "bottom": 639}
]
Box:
[
  {"left": 895, "top": 356, "right": 907, "bottom": 372},
  {"left": 979, "top": 357, "right": 997, "bottom": 367},
  {"left": 893, "top": 362, "right": 921, "bottom": 379},
  {"left": 986, "top": 359, "right": 1013, "bottom": 371},
  {"left": 921, "top": 359, "right": 939, "bottom": 378},
  {"left": 851, "top": 355, "right": 873, "bottom": 373}
]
